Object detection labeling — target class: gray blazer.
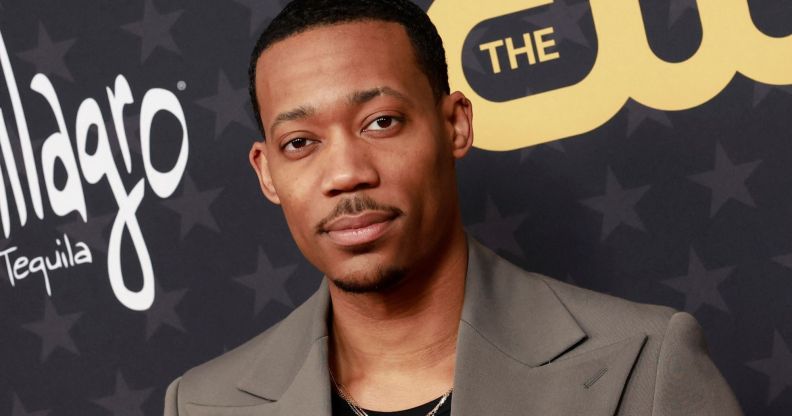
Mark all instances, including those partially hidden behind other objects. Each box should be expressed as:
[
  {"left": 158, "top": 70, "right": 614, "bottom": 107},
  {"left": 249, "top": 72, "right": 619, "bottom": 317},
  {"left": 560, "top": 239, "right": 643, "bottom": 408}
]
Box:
[{"left": 164, "top": 238, "right": 743, "bottom": 415}]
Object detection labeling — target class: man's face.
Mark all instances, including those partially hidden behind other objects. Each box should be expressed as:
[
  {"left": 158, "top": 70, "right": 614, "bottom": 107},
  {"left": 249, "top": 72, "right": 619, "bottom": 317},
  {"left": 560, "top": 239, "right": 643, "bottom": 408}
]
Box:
[{"left": 249, "top": 20, "right": 472, "bottom": 292}]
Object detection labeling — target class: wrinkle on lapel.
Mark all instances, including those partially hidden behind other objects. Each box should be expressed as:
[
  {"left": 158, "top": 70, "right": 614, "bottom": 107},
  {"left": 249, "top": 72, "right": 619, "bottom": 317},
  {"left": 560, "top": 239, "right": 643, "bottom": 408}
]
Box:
[
  {"left": 236, "top": 278, "right": 332, "bottom": 413},
  {"left": 461, "top": 238, "right": 586, "bottom": 366}
]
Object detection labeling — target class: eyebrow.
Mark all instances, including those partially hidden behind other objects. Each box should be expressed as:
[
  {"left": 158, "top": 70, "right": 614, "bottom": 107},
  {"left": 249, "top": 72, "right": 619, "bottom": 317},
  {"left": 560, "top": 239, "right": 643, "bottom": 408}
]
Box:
[
  {"left": 348, "top": 86, "right": 411, "bottom": 105},
  {"left": 270, "top": 105, "right": 316, "bottom": 133},
  {"left": 268, "top": 86, "right": 411, "bottom": 134}
]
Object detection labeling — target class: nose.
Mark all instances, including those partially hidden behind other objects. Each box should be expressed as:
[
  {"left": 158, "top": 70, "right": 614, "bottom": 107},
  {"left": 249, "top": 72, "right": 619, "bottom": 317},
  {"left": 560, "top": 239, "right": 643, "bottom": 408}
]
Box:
[{"left": 319, "top": 134, "right": 380, "bottom": 197}]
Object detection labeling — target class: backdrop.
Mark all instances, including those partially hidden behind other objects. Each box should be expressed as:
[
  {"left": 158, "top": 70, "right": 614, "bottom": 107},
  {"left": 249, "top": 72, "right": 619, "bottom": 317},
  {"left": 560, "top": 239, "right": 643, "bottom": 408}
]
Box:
[{"left": 0, "top": 0, "right": 790, "bottom": 415}]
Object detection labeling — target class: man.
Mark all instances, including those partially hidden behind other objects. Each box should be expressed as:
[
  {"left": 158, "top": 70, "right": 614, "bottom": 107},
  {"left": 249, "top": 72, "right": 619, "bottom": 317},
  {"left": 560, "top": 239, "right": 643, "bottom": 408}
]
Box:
[{"left": 164, "top": 0, "right": 743, "bottom": 414}]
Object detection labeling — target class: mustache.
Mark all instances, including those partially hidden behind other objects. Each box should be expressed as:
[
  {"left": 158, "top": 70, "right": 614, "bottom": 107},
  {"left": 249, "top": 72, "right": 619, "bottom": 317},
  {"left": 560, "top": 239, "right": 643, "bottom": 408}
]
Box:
[{"left": 315, "top": 195, "right": 403, "bottom": 234}]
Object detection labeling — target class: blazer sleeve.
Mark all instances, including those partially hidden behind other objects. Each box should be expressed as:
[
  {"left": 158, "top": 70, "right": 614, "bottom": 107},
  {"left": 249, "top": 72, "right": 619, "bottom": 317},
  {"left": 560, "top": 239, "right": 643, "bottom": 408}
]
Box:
[
  {"left": 163, "top": 377, "right": 182, "bottom": 416},
  {"left": 651, "top": 312, "right": 743, "bottom": 416}
]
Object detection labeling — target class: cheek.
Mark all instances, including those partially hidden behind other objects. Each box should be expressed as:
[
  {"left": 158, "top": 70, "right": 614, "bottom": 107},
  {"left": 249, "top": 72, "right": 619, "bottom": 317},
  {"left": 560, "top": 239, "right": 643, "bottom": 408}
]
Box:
[
  {"left": 280, "top": 204, "right": 308, "bottom": 247},
  {"left": 271, "top": 169, "right": 318, "bottom": 240},
  {"left": 391, "top": 143, "right": 451, "bottom": 206},
  {"left": 270, "top": 161, "right": 313, "bottom": 208},
  {"left": 280, "top": 200, "right": 330, "bottom": 269}
]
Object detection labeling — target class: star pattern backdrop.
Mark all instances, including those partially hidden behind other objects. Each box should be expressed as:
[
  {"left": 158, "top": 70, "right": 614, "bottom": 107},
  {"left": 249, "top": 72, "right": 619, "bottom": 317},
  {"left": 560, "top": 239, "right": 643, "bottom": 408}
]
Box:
[{"left": 0, "top": 0, "right": 790, "bottom": 415}]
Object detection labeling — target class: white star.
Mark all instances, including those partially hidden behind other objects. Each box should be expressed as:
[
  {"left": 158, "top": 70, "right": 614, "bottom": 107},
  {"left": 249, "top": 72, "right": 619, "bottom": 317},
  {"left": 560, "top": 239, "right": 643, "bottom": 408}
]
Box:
[
  {"left": 22, "top": 301, "right": 81, "bottom": 362},
  {"left": 93, "top": 372, "right": 152, "bottom": 416},
  {"left": 662, "top": 248, "right": 732, "bottom": 314},
  {"left": 580, "top": 167, "right": 649, "bottom": 241},
  {"left": 161, "top": 175, "right": 222, "bottom": 240},
  {"left": 625, "top": 100, "right": 672, "bottom": 137},
  {"left": 17, "top": 23, "right": 75, "bottom": 82},
  {"left": 122, "top": 0, "right": 182, "bottom": 63},
  {"left": 747, "top": 331, "right": 792, "bottom": 404},
  {"left": 144, "top": 280, "right": 187, "bottom": 339},
  {"left": 688, "top": 143, "right": 760, "bottom": 217},
  {"left": 196, "top": 70, "right": 256, "bottom": 138},
  {"left": 467, "top": 196, "right": 527, "bottom": 257},
  {"left": 235, "top": 247, "right": 298, "bottom": 314}
]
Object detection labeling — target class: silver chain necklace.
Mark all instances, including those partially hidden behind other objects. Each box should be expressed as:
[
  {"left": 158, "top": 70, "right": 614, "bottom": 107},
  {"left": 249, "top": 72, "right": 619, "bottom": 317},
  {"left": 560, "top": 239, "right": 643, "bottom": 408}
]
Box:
[{"left": 329, "top": 370, "right": 452, "bottom": 416}]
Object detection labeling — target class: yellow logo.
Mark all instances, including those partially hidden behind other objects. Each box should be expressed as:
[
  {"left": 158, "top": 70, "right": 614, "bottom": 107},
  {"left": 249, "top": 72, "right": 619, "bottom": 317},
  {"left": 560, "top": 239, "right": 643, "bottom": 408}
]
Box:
[{"left": 428, "top": 0, "right": 792, "bottom": 150}]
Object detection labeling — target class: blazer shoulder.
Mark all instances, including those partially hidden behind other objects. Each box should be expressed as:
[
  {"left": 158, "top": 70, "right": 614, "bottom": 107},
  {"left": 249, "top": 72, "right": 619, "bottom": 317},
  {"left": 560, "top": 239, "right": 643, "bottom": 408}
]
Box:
[
  {"left": 472, "top": 246, "right": 738, "bottom": 414},
  {"left": 533, "top": 273, "right": 677, "bottom": 344},
  {"left": 652, "top": 311, "right": 743, "bottom": 415},
  {"left": 529, "top": 274, "right": 728, "bottom": 415}
]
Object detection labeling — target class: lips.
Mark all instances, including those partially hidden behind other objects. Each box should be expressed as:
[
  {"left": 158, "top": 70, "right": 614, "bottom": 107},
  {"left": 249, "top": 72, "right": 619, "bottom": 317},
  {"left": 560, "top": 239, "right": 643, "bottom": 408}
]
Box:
[{"left": 322, "top": 211, "right": 398, "bottom": 247}]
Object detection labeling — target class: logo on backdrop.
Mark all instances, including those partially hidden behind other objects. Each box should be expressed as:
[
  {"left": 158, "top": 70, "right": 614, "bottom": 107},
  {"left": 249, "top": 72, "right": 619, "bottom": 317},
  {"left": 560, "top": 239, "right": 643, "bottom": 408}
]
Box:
[
  {"left": 0, "top": 28, "right": 189, "bottom": 311},
  {"left": 429, "top": 0, "right": 792, "bottom": 150}
]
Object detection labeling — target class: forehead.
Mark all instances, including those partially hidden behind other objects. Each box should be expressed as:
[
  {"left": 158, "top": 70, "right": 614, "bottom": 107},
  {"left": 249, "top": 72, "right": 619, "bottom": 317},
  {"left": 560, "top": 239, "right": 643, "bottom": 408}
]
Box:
[{"left": 254, "top": 20, "right": 431, "bottom": 130}]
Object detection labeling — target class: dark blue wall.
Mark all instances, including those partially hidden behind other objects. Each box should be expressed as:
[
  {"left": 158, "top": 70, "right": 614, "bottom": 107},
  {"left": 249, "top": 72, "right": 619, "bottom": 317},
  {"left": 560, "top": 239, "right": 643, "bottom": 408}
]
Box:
[{"left": 0, "top": 1, "right": 790, "bottom": 414}]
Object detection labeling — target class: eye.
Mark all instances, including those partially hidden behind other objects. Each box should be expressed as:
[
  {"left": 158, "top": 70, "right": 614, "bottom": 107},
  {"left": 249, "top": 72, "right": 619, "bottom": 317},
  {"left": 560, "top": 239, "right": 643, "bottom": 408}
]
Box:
[
  {"left": 363, "top": 116, "right": 401, "bottom": 132},
  {"left": 282, "top": 137, "right": 318, "bottom": 153}
]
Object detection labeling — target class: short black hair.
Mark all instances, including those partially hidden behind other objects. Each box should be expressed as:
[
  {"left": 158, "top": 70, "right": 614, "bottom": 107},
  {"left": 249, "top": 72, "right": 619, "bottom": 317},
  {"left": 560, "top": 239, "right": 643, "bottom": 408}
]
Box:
[{"left": 248, "top": 0, "right": 450, "bottom": 137}]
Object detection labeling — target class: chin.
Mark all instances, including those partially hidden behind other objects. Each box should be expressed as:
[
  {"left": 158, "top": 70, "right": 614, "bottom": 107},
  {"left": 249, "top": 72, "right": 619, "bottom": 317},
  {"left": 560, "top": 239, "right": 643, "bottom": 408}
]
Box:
[{"left": 328, "top": 266, "right": 407, "bottom": 294}]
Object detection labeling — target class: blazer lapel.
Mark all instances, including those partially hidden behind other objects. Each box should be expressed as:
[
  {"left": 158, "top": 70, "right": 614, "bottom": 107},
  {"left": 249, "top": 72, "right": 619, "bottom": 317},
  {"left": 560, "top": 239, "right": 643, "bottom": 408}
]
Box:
[
  {"left": 191, "top": 279, "right": 335, "bottom": 416},
  {"left": 184, "top": 335, "right": 332, "bottom": 416},
  {"left": 451, "top": 240, "right": 647, "bottom": 415}
]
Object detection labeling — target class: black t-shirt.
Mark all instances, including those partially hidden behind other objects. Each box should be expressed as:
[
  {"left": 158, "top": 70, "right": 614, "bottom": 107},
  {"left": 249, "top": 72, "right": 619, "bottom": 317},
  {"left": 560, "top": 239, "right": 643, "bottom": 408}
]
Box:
[{"left": 331, "top": 389, "right": 452, "bottom": 416}]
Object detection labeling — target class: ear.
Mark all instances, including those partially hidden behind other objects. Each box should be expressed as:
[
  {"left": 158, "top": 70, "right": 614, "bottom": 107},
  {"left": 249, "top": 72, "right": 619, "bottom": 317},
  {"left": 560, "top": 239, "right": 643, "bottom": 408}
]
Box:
[
  {"left": 442, "top": 91, "right": 474, "bottom": 159},
  {"left": 249, "top": 140, "right": 281, "bottom": 205}
]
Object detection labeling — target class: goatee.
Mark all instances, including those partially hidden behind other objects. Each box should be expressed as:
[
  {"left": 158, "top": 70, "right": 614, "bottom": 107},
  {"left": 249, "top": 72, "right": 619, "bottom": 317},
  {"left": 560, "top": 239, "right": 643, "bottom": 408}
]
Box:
[{"left": 329, "top": 266, "right": 407, "bottom": 294}]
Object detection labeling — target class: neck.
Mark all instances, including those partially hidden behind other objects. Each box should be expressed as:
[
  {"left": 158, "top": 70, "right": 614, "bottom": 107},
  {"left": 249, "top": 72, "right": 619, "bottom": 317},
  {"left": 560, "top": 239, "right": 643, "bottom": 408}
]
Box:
[{"left": 327, "top": 227, "right": 467, "bottom": 411}]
